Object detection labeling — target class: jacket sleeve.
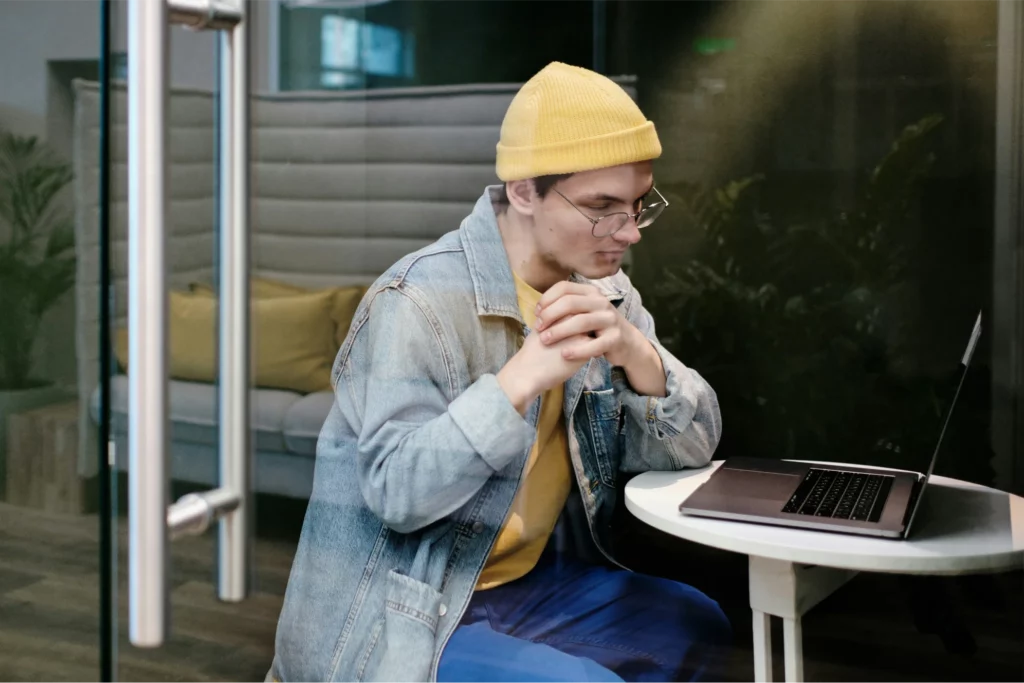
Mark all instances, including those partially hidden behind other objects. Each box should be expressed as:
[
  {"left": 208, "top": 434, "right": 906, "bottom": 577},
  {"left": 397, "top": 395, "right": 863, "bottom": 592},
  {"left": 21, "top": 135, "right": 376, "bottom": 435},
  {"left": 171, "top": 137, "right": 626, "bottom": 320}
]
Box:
[
  {"left": 342, "top": 285, "right": 535, "bottom": 534},
  {"left": 612, "top": 286, "right": 721, "bottom": 473}
]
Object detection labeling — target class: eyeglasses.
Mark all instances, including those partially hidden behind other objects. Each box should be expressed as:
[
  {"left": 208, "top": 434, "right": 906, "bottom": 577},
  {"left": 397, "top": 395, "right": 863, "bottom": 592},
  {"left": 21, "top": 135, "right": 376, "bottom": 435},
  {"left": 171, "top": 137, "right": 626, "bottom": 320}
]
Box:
[{"left": 552, "top": 186, "right": 669, "bottom": 238}]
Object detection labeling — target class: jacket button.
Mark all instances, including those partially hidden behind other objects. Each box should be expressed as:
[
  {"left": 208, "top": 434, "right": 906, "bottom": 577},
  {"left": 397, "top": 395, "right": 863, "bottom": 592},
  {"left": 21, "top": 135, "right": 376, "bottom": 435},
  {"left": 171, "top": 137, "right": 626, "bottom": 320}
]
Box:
[
  {"left": 472, "top": 521, "right": 484, "bottom": 534},
  {"left": 438, "top": 603, "right": 448, "bottom": 617}
]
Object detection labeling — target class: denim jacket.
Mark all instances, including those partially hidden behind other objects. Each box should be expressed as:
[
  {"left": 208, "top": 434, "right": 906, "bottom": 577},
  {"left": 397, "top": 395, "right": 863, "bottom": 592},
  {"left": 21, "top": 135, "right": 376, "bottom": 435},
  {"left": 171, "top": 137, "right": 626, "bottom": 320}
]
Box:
[{"left": 269, "top": 186, "right": 721, "bottom": 682}]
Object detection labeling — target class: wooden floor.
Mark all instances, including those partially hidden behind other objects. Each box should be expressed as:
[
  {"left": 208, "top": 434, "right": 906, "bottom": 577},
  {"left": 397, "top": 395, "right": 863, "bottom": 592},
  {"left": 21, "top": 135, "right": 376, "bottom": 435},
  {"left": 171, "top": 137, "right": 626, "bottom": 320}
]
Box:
[
  {"left": 0, "top": 500, "right": 295, "bottom": 682},
  {"left": 0, "top": 500, "right": 1021, "bottom": 682}
]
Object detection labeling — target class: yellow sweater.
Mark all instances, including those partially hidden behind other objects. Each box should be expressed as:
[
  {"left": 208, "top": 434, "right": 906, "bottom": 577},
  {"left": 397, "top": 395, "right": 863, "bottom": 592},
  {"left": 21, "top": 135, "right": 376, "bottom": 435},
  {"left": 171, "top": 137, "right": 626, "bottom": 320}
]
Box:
[{"left": 476, "top": 273, "right": 573, "bottom": 590}]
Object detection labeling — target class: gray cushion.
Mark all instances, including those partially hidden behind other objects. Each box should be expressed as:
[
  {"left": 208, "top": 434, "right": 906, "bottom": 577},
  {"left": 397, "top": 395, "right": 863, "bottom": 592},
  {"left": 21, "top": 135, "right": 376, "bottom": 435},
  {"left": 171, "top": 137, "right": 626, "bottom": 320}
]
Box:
[
  {"left": 108, "top": 435, "right": 316, "bottom": 499},
  {"left": 282, "top": 391, "right": 335, "bottom": 457},
  {"left": 94, "top": 374, "right": 302, "bottom": 453}
]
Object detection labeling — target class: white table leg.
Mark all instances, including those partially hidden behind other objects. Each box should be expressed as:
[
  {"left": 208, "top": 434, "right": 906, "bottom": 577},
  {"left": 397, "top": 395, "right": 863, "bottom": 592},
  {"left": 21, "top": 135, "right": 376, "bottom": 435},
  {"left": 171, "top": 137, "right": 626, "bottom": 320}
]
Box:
[
  {"left": 753, "top": 609, "right": 773, "bottom": 682},
  {"left": 748, "top": 556, "right": 858, "bottom": 683},
  {"left": 782, "top": 617, "right": 804, "bottom": 682}
]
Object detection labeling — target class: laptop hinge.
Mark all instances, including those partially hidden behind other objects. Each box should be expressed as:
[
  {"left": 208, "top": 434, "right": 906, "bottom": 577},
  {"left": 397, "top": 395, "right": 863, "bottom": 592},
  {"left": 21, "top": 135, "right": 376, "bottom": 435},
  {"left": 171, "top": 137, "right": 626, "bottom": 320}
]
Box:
[{"left": 901, "top": 476, "right": 925, "bottom": 530}]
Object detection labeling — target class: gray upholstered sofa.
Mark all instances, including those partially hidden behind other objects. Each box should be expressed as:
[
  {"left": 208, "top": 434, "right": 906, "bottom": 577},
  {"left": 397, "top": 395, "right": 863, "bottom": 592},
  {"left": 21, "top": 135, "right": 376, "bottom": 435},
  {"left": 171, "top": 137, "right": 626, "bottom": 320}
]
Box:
[{"left": 71, "top": 77, "right": 637, "bottom": 500}]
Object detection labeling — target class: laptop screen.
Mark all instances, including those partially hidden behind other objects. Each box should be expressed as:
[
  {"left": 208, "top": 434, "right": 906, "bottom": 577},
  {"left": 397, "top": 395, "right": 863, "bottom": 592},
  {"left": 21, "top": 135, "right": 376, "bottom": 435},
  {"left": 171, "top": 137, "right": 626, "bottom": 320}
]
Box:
[{"left": 903, "top": 310, "right": 982, "bottom": 535}]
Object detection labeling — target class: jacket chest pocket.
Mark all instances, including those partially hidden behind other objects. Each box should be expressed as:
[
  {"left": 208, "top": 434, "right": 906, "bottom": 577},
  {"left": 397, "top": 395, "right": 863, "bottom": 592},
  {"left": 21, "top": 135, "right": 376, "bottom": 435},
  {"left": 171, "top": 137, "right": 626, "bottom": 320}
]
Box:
[
  {"left": 581, "top": 388, "right": 623, "bottom": 487},
  {"left": 356, "top": 570, "right": 444, "bottom": 682}
]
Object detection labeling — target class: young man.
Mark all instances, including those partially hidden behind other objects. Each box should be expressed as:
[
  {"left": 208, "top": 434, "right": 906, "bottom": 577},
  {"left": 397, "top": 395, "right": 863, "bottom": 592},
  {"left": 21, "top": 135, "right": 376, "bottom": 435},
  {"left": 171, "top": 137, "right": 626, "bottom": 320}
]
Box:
[{"left": 269, "top": 62, "right": 730, "bottom": 683}]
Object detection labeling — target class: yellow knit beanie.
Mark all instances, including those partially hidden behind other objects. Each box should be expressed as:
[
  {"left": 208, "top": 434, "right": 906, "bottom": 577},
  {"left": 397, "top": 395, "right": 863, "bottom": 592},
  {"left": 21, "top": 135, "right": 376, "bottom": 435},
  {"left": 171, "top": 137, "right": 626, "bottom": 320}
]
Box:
[{"left": 496, "top": 62, "right": 662, "bottom": 182}]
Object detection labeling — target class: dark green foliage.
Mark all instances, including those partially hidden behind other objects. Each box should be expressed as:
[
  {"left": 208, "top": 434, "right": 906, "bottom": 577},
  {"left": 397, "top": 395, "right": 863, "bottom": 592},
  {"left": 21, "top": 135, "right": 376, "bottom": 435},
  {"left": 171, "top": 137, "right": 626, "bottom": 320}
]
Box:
[{"left": 0, "top": 130, "right": 76, "bottom": 390}]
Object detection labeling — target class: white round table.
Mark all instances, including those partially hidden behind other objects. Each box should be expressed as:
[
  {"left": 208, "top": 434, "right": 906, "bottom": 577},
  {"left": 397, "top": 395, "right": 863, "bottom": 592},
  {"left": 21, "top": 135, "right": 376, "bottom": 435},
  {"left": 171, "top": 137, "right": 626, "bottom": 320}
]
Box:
[{"left": 625, "top": 461, "right": 1024, "bottom": 682}]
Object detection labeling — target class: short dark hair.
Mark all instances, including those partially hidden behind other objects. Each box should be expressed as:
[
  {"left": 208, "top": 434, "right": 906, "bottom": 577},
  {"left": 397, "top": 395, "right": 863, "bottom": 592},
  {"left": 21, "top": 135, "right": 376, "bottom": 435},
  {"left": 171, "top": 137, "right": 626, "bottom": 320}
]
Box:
[{"left": 495, "top": 173, "right": 573, "bottom": 208}]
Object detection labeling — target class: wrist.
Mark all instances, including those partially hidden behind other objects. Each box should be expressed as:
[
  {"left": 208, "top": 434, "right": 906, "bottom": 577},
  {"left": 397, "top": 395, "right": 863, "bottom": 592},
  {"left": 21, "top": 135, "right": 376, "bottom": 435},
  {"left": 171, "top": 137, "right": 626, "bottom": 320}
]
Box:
[
  {"left": 496, "top": 361, "right": 538, "bottom": 416},
  {"left": 608, "top": 324, "right": 647, "bottom": 369},
  {"left": 622, "top": 328, "right": 668, "bottom": 398}
]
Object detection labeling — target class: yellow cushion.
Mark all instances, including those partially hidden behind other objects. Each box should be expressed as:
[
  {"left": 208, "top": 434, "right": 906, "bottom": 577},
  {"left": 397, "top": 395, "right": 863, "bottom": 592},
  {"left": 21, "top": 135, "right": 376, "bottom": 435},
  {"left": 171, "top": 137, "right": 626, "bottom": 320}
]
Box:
[
  {"left": 190, "top": 277, "right": 367, "bottom": 348},
  {"left": 115, "top": 288, "right": 337, "bottom": 394}
]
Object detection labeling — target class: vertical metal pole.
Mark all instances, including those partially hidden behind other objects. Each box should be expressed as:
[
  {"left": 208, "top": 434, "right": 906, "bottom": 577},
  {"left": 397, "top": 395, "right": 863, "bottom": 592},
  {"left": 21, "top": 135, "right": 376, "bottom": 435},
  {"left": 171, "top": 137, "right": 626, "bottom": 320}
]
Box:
[
  {"left": 218, "top": 0, "right": 252, "bottom": 602},
  {"left": 127, "top": 0, "right": 170, "bottom": 647}
]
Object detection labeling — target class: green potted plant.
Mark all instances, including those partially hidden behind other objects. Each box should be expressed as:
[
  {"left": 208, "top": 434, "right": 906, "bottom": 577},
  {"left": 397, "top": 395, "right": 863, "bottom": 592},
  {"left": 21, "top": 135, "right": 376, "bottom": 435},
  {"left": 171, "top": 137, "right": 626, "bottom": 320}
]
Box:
[{"left": 0, "top": 128, "right": 77, "bottom": 491}]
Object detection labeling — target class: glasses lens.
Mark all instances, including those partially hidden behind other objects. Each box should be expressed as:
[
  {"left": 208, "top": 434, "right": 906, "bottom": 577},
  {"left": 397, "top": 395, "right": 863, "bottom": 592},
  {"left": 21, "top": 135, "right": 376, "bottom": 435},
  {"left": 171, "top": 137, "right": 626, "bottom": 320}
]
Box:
[
  {"left": 636, "top": 202, "right": 665, "bottom": 229},
  {"left": 593, "top": 213, "right": 629, "bottom": 238}
]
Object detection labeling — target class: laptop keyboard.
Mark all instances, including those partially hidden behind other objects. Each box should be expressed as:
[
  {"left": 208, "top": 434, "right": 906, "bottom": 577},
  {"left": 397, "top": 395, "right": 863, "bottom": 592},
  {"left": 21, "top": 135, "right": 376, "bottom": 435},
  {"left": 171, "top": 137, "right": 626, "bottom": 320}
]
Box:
[{"left": 781, "top": 468, "right": 893, "bottom": 522}]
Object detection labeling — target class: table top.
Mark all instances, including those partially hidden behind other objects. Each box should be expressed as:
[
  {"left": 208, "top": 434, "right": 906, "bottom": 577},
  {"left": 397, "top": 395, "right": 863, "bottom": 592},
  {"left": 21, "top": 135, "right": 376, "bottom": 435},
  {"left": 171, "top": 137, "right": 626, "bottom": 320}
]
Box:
[{"left": 625, "top": 461, "right": 1024, "bottom": 575}]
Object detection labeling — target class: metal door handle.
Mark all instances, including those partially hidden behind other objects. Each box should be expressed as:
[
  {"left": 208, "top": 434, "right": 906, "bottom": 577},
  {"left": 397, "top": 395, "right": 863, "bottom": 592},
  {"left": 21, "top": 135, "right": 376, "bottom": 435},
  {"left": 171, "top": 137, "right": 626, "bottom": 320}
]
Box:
[{"left": 127, "top": 0, "right": 249, "bottom": 648}]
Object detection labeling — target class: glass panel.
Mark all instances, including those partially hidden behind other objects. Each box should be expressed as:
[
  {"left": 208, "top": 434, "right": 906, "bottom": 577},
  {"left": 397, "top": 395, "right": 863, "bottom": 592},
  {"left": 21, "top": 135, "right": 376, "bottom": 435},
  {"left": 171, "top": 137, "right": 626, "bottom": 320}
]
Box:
[
  {"left": 279, "top": 1, "right": 419, "bottom": 90},
  {"left": 611, "top": 2, "right": 1021, "bottom": 681},
  {"left": 28, "top": 1, "right": 1010, "bottom": 681},
  {"left": 626, "top": 0, "right": 1000, "bottom": 482},
  {"left": 268, "top": 1, "right": 1020, "bottom": 682},
  {"left": 98, "top": 2, "right": 291, "bottom": 680},
  {"left": 0, "top": 0, "right": 104, "bottom": 679}
]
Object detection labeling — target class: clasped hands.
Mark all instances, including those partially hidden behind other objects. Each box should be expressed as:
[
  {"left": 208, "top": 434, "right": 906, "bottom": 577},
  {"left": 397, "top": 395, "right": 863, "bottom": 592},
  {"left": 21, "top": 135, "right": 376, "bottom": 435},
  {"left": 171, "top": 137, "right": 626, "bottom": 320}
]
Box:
[
  {"left": 498, "top": 281, "right": 664, "bottom": 414},
  {"left": 533, "top": 281, "right": 639, "bottom": 368}
]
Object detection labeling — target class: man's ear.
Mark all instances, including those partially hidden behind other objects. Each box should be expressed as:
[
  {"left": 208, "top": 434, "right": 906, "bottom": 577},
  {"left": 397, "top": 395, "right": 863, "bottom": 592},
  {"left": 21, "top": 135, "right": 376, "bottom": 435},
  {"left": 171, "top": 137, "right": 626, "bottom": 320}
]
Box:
[{"left": 505, "top": 180, "right": 536, "bottom": 217}]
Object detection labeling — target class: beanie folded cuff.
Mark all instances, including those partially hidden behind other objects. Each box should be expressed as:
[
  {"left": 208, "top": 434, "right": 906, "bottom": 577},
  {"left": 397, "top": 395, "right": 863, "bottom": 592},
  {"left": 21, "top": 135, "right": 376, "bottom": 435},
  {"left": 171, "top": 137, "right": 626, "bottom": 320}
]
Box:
[{"left": 496, "top": 120, "right": 662, "bottom": 181}]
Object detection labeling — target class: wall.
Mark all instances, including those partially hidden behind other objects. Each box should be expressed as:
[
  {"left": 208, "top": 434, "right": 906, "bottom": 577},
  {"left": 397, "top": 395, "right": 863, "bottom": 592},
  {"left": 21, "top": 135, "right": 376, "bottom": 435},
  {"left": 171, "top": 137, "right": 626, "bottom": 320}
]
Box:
[
  {"left": 0, "top": 0, "right": 270, "bottom": 389},
  {"left": 0, "top": 1, "right": 241, "bottom": 137}
]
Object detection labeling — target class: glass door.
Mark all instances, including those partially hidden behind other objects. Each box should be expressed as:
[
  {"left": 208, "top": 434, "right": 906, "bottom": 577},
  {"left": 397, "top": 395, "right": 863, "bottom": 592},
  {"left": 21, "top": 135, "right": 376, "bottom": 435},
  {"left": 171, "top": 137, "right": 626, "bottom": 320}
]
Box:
[
  {"left": 111, "top": 2, "right": 1022, "bottom": 681},
  {"left": 90, "top": 0, "right": 611, "bottom": 677},
  {"left": 98, "top": 0, "right": 291, "bottom": 680},
  {"left": 4, "top": 0, "right": 1015, "bottom": 681}
]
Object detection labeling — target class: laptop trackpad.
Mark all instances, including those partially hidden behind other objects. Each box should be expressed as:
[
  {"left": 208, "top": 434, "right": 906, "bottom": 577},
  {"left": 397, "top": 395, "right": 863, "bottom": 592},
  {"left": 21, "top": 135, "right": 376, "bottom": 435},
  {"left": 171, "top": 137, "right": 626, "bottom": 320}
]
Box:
[{"left": 714, "top": 469, "right": 801, "bottom": 501}]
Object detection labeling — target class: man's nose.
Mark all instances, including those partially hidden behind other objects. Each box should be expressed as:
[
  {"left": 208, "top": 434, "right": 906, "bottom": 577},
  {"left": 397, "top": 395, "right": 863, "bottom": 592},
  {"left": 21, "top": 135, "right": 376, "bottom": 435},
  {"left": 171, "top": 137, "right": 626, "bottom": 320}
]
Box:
[{"left": 613, "top": 218, "right": 642, "bottom": 245}]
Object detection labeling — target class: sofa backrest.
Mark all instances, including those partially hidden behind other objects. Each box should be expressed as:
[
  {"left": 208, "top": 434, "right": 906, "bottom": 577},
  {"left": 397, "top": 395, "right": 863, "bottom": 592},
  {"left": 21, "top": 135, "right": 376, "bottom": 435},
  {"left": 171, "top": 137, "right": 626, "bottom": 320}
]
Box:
[{"left": 70, "top": 76, "right": 638, "bottom": 475}]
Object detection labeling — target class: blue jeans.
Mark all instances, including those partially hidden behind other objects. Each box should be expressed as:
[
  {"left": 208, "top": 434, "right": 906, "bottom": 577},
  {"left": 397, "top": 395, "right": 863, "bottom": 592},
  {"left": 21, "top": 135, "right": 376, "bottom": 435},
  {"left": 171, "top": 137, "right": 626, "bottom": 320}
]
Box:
[{"left": 438, "top": 552, "right": 732, "bottom": 682}]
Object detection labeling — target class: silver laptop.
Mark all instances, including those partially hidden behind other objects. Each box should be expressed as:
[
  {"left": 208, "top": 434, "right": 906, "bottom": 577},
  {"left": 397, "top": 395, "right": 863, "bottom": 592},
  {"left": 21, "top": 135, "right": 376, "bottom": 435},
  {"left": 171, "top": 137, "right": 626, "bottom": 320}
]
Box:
[{"left": 679, "top": 311, "right": 982, "bottom": 539}]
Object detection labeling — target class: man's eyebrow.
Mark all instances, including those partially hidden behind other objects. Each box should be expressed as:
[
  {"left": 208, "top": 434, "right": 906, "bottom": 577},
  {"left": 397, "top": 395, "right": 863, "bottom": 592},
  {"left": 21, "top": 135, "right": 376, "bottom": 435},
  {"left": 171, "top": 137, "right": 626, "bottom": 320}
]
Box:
[
  {"left": 576, "top": 192, "right": 627, "bottom": 204},
  {"left": 576, "top": 182, "right": 656, "bottom": 205}
]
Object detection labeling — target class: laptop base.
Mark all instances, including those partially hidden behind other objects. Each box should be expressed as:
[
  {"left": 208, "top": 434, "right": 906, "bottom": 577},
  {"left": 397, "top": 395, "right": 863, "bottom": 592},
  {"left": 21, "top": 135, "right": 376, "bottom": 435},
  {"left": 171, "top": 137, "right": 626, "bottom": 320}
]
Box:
[{"left": 679, "top": 457, "right": 920, "bottom": 539}]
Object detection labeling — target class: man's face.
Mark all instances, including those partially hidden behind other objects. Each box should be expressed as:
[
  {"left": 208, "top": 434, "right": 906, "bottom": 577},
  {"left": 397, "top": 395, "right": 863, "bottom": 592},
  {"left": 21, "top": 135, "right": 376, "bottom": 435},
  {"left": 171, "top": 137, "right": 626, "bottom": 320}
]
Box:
[{"left": 530, "top": 162, "right": 654, "bottom": 280}]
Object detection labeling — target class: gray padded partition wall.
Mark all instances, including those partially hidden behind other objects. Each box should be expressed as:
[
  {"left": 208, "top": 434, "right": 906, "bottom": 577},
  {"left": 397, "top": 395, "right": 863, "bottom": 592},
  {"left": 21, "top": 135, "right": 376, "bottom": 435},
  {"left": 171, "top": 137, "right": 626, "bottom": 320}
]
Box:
[
  {"left": 74, "top": 81, "right": 216, "bottom": 477},
  {"left": 71, "top": 76, "right": 639, "bottom": 478}
]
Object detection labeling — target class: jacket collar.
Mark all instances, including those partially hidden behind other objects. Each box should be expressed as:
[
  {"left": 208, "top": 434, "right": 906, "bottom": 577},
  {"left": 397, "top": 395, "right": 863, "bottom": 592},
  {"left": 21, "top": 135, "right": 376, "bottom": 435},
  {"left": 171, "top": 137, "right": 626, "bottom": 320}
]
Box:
[
  {"left": 461, "top": 186, "right": 523, "bottom": 321},
  {"left": 460, "top": 185, "right": 629, "bottom": 322}
]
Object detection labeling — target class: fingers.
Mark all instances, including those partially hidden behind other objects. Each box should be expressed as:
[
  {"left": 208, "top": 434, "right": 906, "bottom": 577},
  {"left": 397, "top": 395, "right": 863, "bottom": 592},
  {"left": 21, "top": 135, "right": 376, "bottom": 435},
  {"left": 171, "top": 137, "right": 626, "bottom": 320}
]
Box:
[
  {"left": 539, "top": 310, "right": 618, "bottom": 345},
  {"left": 560, "top": 333, "right": 617, "bottom": 362},
  {"left": 536, "top": 294, "right": 607, "bottom": 331},
  {"left": 535, "top": 281, "right": 595, "bottom": 313}
]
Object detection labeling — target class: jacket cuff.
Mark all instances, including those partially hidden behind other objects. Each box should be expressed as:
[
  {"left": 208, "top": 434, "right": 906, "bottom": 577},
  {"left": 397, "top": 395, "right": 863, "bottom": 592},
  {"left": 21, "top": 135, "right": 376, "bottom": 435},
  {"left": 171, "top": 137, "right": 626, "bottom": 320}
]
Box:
[
  {"left": 448, "top": 373, "right": 536, "bottom": 471},
  {"left": 612, "top": 338, "right": 699, "bottom": 439}
]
